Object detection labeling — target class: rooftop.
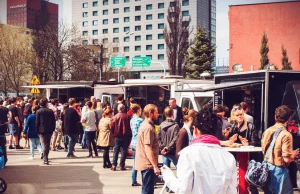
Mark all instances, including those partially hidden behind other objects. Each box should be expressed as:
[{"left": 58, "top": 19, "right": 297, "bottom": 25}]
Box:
[{"left": 229, "top": 0, "right": 299, "bottom": 7}]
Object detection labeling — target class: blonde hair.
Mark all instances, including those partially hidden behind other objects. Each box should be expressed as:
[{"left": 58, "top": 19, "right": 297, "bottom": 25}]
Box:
[
  {"left": 183, "top": 109, "right": 198, "bottom": 123},
  {"left": 230, "top": 108, "right": 246, "bottom": 123},
  {"left": 143, "top": 104, "right": 157, "bottom": 118},
  {"left": 131, "top": 104, "right": 141, "bottom": 114},
  {"left": 103, "top": 107, "right": 113, "bottom": 117}
]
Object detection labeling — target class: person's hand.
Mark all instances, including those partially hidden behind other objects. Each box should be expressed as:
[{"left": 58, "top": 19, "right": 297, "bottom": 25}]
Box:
[
  {"left": 160, "top": 165, "right": 171, "bottom": 175},
  {"left": 292, "top": 148, "right": 300, "bottom": 159},
  {"left": 161, "top": 150, "right": 166, "bottom": 155},
  {"left": 225, "top": 140, "right": 234, "bottom": 147},
  {"left": 154, "top": 166, "right": 161, "bottom": 176},
  {"left": 230, "top": 134, "right": 238, "bottom": 142}
]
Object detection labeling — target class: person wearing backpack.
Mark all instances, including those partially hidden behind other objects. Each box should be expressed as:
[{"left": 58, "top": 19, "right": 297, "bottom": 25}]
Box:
[{"left": 261, "top": 105, "right": 300, "bottom": 194}]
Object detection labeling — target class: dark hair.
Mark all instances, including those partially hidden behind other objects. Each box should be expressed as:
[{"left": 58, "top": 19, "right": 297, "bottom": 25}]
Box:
[
  {"left": 68, "top": 98, "right": 76, "bottom": 106},
  {"left": 87, "top": 101, "right": 93, "bottom": 108},
  {"left": 192, "top": 105, "right": 219, "bottom": 135},
  {"left": 0, "top": 100, "right": 3, "bottom": 105},
  {"left": 275, "top": 105, "right": 291, "bottom": 123},
  {"left": 39, "top": 98, "right": 48, "bottom": 107},
  {"left": 164, "top": 106, "right": 174, "bottom": 118},
  {"left": 32, "top": 105, "right": 38, "bottom": 113},
  {"left": 240, "top": 102, "right": 248, "bottom": 111},
  {"left": 117, "top": 94, "right": 124, "bottom": 101},
  {"left": 213, "top": 105, "right": 224, "bottom": 113},
  {"left": 131, "top": 104, "right": 141, "bottom": 114},
  {"left": 103, "top": 107, "right": 113, "bottom": 117},
  {"left": 10, "top": 97, "right": 17, "bottom": 104},
  {"left": 52, "top": 98, "right": 59, "bottom": 105},
  {"left": 63, "top": 103, "right": 69, "bottom": 111},
  {"left": 130, "top": 97, "right": 136, "bottom": 104}
]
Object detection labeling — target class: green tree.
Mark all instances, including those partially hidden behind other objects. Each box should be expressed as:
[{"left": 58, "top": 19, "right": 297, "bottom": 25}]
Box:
[
  {"left": 184, "top": 25, "right": 216, "bottom": 79},
  {"left": 259, "top": 33, "right": 269, "bottom": 70},
  {"left": 281, "top": 45, "right": 292, "bottom": 70}
]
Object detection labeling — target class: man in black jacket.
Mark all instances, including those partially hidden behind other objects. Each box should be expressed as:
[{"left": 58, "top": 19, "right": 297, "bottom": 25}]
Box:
[
  {"left": 169, "top": 98, "right": 183, "bottom": 128},
  {"left": 64, "top": 98, "right": 80, "bottom": 158},
  {"left": 36, "top": 98, "right": 55, "bottom": 165}
]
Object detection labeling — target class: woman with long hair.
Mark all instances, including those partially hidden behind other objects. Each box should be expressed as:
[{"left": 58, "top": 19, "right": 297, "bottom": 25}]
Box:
[
  {"left": 97, "top": 107, "right": 114, "bottom": 168},
  {"left": 161, "top": 105, "right": 237, "bottom": 194}
]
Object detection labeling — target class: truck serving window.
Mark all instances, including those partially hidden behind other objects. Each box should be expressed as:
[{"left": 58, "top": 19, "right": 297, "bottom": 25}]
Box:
[{"left": 195, "top": 97, "right": 213, "bottom": 110}]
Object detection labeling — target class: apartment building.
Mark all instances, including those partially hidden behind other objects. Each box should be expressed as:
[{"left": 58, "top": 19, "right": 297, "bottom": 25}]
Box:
[{"left": 72, "top": 0, "right": 216, "bottom": 72}]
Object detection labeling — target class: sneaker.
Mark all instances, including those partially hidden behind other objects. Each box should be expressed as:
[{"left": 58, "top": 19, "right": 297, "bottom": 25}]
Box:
[
  {"left": 131, "top": 182, "right": 142, "bottom": 187},
  {"left": 15, "top": 145, "right": 24, "bottom": 149},
  {"left": 40, "top": 153, "right": 44, "bottom": 160},
  {"left": 52, "top": 148, "right": 57, "bottom": 151},
  {"left": 110, "top": 166, "right": 116, "bottom": 171},
  {"left": 44, "top": 160, "right": 49, "bottom": 165},
  {"left": 9, "top": 145, "right": 14, "bottom": 149},
  {"left": 57, "top": 146, "right": 64, "bottom": 150},
  {"left": 28, "top": 156, "right": 34, "bottom": 160},
  {"left": 120, "top": 167, "right": 127, "bottom": 171},
  {"left": 67, "top": 154, "right": 77, "bottom": 158}
]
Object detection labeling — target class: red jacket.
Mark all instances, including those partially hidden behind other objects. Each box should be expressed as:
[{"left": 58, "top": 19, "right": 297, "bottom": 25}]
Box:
[{"left": 112, "top": 112, "right": 132, "bottom": 139}]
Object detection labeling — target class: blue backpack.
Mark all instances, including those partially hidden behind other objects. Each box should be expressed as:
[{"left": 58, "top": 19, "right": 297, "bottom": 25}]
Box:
[
  {"left": 246, "top": 127, "right": 283, "bottom": 187},
  {"left": 0, "top": 147, "right": 5, "bottom": 169}
]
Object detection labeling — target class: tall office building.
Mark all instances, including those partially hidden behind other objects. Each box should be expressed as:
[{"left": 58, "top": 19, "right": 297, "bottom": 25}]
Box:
[
  {"left": 72, "top": 0, "right": 216, "bottom": 73},
  {"left": 6, "top": 0, "right": 58, "bottom": 30}
]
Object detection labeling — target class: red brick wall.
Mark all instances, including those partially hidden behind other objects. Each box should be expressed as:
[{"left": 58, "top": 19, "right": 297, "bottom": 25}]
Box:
[{"left": 229, "top": 1, "right": 300, "bottom": 72}]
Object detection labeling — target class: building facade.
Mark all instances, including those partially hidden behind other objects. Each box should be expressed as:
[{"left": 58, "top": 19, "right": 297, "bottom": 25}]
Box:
[
  {"left": 71, "top": 0, "right": 216, "bottom": 72},
  {"left": 6, "top": 0, "right": 58, "bottom": 30},
  {"left": 229, "top": 1, "right": 300, "bottom": 72}
]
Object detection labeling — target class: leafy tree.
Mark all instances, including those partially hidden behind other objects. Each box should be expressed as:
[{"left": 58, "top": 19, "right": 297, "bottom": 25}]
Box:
[
  {"left": 164, "top": 0, "right": 192, "bottom": 76},
  {"left": 184, "top": 25, "right": 216, "bottom": 79},
  {"left": 281, "top": 45, "right": 292, "bottom": 70},
  {"left": 259, "top": 33, "right": 269, "bottom": 70}
]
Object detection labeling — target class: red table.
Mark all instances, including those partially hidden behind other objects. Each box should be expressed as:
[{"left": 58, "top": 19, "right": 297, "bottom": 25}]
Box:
[{"left": 225, "top": 147, "right": 262, "bottom": 194}]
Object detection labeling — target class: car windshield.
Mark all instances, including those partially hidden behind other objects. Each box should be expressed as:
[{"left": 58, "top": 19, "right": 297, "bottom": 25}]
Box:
[{"left": 195, "top": 96, "right": 213, "bottom": 111}]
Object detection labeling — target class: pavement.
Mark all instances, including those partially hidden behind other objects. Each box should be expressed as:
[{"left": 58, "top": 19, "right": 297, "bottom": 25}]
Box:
[{"left": 1, "top": 139, "right": 164, "bottom": 194}]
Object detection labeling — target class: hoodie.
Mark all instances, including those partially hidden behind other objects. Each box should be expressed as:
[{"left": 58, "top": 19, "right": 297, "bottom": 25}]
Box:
[{"left": 158, "top": 119, "right": 180, "bottom": 154}]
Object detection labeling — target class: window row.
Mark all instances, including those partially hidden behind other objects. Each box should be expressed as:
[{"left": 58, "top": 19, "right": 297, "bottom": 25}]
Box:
[
  {"left": 83, "top": 11, "right": 168, "bottom": 19},
  {"left": 83, "top": 1, "right": 189, "bottom": 8},
  {"left": 85, "top": 21, "right": 165, "bottom": 30}
]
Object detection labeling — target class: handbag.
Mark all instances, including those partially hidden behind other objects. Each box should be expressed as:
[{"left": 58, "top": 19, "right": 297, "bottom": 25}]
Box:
[{"left": 245, "top": 127, "right": 283, "bottom": 187}]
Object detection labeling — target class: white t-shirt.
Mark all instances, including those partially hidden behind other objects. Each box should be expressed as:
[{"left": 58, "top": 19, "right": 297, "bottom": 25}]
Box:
[
  {"left": 173, "top": 107, "right": 178, "bottom": 121},
  {"left": 83, "top": 110, "right": 97, "bottom": 131}
]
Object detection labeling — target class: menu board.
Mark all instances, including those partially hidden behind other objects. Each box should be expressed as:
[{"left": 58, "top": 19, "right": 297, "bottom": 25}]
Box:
[{"left": 214, "top": 91, "right": 223, "bottom": 106}]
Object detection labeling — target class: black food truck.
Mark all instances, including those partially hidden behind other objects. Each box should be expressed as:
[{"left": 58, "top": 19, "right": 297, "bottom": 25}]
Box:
[{"left": 177, "top": 70, "right": 300, "bottom": 187}]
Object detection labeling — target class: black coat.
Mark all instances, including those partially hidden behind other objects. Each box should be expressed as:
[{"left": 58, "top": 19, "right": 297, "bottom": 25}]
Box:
[
  {"left": 35, "top": 107, "right": 55, "bottom": 134},
  {"left": 174, "top": 105, "right": 183, "bottom": 128},
  {"left": 64, "top": 107, "right": 80, "bottom": 135}
]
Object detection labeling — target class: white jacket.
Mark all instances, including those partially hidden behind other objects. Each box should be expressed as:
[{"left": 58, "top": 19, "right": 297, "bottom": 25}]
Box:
[{"left": 162, "top": 143, "right": 237, "bottom": 194}]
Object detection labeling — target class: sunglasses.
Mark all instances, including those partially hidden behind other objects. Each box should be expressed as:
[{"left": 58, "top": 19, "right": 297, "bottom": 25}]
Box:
[{"left": 232, "top": 106, "right": 242, "bottom": 111}]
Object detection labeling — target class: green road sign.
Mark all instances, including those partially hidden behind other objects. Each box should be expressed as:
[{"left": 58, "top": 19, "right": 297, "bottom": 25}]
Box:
[
  {"left": 132, "top": 56, "right": 151, "bottom": 67},
  {"left": 110, "top": 56, "right": 126, "bottom": 68}
]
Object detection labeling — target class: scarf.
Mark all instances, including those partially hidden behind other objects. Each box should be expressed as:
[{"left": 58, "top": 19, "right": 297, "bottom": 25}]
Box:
[
  {"left": 183, "top": 124, "right": 194, "bottom": 145},
  {"left": 191, "top": 134, "right": 221, "bottom": 146}
]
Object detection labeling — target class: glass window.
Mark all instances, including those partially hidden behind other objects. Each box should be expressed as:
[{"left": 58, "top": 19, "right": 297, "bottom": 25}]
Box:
[
  {"left": 93, "top": 11, "right": 98, "bottom": 16},
  {"left": 158, "top": 3, "right": 164, "bottom": 9},
  {"left": 146, "top": 14, "right": 152, "bottom": 20},
  {"left": 146, "top": 45, "right": 152, "bottom": 50},
  {"left": 126, "top": 56, "right": 130, "bottom": 61},
  {"left": 103, "top": 0, "right": 108, "bottom": 5},
  {"left": 158, "top": 13, "right": 164, "bottom": 19},
  {"left": 82, "top": 31, "right": 88, "bottom": 36},
  {"left": 103, "top": 38, "right": 108, "bottom": 44},
  {"left": 124, "top": 46, "right": 130, "bottom": 52},
  {"left": 103, "top": 10, "right": 108, "bottom": 15},
  {"left": 83, "top": 12, "right": 88, "bottom": 17},
  {"left": 124, "top": 7, "right": 130, "bottom": 12},
  {"left": 135, "top": 26, "right": 141, "bottom": 31},
  {"left": 103, "top": 29, "right": 108, "bottom": 34},
  {"left": 146, "top": 4, "right": 152, "bottom": 10},
  {"left": 124, "top": 17, "right": 130, "bottom": 22},
  {"left": 182, "top": 11, "right": 189, "bottom": 16},
  {"left": 124, "top": 26, "right": 130, "bottom": 32},
  {"left": 158, "top": 44, "right": 164, "bottom": 49},
  {"left": 113, "top": 28, "right": 119, "bottom": 33},
  {"left": 82, "top": 21, "right": 88, "bottom": 27},
  {"left": 113, "top": 47, "right": 119, "bottom": 52},
  {"left": 103, "top": 19, "right": 108, "bottom": 24},
  {"left": 113, "top": 0, "right": 119, "bottom": 4},
  {"left": 146, "top": 35, "right": 152, "bottom": 40},
  {"left": 113, "top": 18, "right": 119, "bottom": 23},
  {"left": 92, "top": 39, "right": 99, "bottom": 45},
  {"left": 124, "top": 37, "right": 130, "bottom": 42},
  {"left": 83, "top": 2, "right": 88, "bottom": 8},
  {"left": 82, "top": 40, "right": 88, "bottom": 45},
  {"left": 135, "top": 16, "right": 141, "bottom": 21},
  {"left": 93, "top": 1, "right": 98, "bottom": 6},
  {"left": 135, "top": 6, "right": 141, "bottom": 11},
  {"left": 135, "top": 46, "right": 141, "bottom": 51},
  {"left": 146, "top": 24, "right": 152, "bottom": 30},
  {"left": 92, "top": 30, "right": 98, "bottom": 35},
  {"left": 93, "top": 20, "right": 98, "bottom": 26},
  {"left": 146, "top": 55, "right": 152, "bottom": 60},
  {"left": 158, "top": 54, "right": 164, "bottom": 60},
  {"left": 135, "top": 36, "right": 141, "bottom": 41},
  {"left": 170, "top": 2, "right": 174, "bottom": 7},
  {"left": 158, "top": 23, "right": 164, "bottom": 29},
  {"left": 181, "top": 98, "right": 194, "bottom": 110},
  {"left": 124, "top": 0, "right": 130, "bottom": 2},
  {"left": 182, "top": 0, "right": 189, "bottom": 6},
  {"left": 113, "top": 8, "right": 119, "bottom": 14},
  {"left": 113, "top": 37, "right": 119, "bottom": 43},
  {"left": 158, "top": 34, "right": 164, "bottom": 39}
]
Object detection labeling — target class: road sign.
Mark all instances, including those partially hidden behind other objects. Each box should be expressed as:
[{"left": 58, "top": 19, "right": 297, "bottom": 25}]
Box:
[
  {"left": 30, "top": 75, "right": 40, "bottom": 85},
  {"left": 110, "top": 56, "right": 126, "bottom": 68},
  {"left": 132, "top": 56, "right": 151, "bottom": 67},
  {"left": 30, "top": 88, "right": 40, "bottom": 94}
]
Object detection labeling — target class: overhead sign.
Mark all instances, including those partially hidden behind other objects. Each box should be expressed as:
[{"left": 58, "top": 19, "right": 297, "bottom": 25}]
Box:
[
  {"left": 30, "top": 88, "right": 40, "bottom": 94},
  {"left": 30, "top": 75, "right": 40, "bottom": 85},
  {"left": 132, "top": 56, "right": 151, "bottom": 67},
  {"left": 10, "top": 4, "right": 26, "bottom": 9},
  {"left": 215, "top": 66, "right": 229, "bottom": 74},
  {"left": 110, "top": 56, "right": 126, "bottom": 68}
]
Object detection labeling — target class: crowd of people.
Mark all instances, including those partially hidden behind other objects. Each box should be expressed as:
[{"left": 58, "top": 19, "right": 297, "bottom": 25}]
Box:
[{"left": 0, "top": 95, "right": 299, "bottom": 194}]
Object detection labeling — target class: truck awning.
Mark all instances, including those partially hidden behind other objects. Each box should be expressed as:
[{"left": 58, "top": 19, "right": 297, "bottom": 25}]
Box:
[
  {"left": 175, "top": 80, "right": 264, "bottom": 92},
  {"left": 93, "top": 83, "right": 168, "bottom": 89},
  {"left": 22, "top": 84, "right": 92, "bottom": 89}
]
